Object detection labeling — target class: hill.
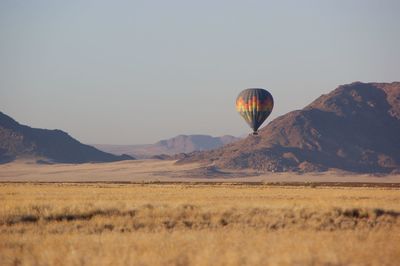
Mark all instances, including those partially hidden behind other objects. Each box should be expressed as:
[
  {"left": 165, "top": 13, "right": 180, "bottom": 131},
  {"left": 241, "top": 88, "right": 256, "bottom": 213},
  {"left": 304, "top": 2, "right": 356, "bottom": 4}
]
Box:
[
  {"left": 0, "top": 112, "right": 134, "bottom": 163},
  {"left": 94, "top": 135, "right": 240, "bottom": 159},
  {"left": 179, "top": 82, "right": 400, "bottom": 173}
]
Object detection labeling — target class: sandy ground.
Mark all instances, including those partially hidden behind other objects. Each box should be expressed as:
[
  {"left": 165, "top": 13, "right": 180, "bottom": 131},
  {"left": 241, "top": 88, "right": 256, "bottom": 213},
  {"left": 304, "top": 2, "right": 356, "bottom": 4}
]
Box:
[{"left": 1, "top": 159, "right": 400, "bottom": 183}]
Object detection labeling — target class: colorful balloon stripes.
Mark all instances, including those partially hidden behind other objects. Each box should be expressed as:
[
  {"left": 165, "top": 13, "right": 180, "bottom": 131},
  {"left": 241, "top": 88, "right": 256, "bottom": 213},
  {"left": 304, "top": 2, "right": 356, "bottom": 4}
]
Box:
[{"left": 236, "top": 88, "right": 274, "bottom": 134}]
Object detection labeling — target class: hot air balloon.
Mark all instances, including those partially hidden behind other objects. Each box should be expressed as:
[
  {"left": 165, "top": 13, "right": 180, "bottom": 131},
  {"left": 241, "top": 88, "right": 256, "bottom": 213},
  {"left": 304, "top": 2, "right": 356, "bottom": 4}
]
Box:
[{"left": 236, "top": 88, "right": 274, "bottom": 135}]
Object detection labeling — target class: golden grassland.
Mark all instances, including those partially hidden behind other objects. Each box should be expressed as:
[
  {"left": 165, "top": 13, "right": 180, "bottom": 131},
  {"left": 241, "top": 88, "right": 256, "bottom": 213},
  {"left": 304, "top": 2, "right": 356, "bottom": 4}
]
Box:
[{"left": 0, "top": 183, "right": 399, "bottom": 266}]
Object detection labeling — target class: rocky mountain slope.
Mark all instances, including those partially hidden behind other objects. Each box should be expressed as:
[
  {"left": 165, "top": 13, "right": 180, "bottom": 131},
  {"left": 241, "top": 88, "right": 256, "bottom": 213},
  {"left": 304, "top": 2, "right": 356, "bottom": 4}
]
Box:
[
  {"left": 94, "top": 135, "right": 240, "bottom": 159},
  {"left": 0, "top": 112, "right": 134, "bottom": 163},
  {"left": 179, "top": 82, "right": 400, "bottom": 173}
]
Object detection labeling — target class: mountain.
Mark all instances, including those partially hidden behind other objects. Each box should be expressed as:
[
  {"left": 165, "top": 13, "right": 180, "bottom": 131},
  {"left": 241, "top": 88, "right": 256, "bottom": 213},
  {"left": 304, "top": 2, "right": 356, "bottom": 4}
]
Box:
[
  {"left": 0, "top": 112, "right": 134, "bottom": 163},
  {"left": 94, "top": 135, "right": 240, "bottom": 159},
  {"left": 179, "top": 82, "right": 400, "bottom": 173}
]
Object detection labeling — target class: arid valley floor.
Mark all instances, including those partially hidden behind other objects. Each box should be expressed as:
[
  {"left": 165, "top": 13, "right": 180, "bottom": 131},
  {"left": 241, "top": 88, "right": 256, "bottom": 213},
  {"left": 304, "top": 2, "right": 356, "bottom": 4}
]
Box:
[
  {"left": 2, "top": 159, "right": 400, "bottom": 183},
  {"left": 1, "top": 160, "right": 400, "bottom": 265}
]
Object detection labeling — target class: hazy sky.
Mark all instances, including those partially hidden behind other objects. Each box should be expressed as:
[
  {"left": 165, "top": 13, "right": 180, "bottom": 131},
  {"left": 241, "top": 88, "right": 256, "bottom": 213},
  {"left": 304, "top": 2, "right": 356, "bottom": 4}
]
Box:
[{"left": 1, "top": 0, "right": 399, "bottom": 144}]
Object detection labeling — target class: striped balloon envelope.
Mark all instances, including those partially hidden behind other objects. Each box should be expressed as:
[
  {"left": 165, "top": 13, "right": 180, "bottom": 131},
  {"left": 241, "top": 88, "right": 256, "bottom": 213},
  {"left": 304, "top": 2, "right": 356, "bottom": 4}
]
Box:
[{"left": 236, "top": 88, "right": 274, "bottom": 135}]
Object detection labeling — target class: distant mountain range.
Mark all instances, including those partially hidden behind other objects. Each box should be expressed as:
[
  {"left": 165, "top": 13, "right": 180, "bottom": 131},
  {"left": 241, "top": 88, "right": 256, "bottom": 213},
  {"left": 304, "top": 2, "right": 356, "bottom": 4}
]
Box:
[
  {"left": 3, "top": 81, "right": 399, "bottom": 174},
  {"left": 179, "top": 82, "right": 400, "bottom": 173},
  {"left": 94, "top": 135, "right": 240, "bottom": 159},
  {"left": 0, "top": 112, "right": 134, "bottom": 164}
]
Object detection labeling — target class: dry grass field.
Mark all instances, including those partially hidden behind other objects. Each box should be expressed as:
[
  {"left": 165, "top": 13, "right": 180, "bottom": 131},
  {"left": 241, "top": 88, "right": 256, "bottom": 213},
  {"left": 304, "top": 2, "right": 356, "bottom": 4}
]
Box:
[{"left": 1, "top": 183, "right": 400, "bottom": 266}]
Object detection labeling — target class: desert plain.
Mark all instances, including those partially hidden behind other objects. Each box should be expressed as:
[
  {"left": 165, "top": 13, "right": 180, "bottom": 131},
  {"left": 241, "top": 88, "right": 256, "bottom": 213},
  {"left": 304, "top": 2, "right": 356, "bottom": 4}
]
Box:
[{"left": 0, "top": 160, "right": 400, "bottom": 266}]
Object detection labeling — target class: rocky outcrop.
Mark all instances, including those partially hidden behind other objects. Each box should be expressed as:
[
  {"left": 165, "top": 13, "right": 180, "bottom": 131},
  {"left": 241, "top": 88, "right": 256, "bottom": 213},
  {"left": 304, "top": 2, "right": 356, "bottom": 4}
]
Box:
[{"left": 179, "top": 82, "right": 400, "bottom": 173}]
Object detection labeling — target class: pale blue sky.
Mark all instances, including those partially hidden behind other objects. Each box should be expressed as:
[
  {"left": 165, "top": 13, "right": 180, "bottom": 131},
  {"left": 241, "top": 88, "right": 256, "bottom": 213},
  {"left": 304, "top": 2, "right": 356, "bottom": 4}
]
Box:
[{"left": 1, "top": 0, "right": 399, "bottom": 144}]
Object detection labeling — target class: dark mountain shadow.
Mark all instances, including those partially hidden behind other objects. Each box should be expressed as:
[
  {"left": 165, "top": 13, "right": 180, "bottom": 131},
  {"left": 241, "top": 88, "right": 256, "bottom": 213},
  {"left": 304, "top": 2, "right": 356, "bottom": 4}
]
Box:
[
  {"left": 179, "top": 82, "right": 400, "bottom": 173},
  {"left": 0, "top": 112, "right": 134, "bottom": 164}
]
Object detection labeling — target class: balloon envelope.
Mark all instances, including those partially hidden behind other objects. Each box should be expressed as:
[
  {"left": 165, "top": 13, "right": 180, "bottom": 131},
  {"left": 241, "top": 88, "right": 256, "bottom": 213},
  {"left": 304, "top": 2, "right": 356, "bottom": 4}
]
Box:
[{"left": 236, "top": 88, "right": 274, "bottom": 134}]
